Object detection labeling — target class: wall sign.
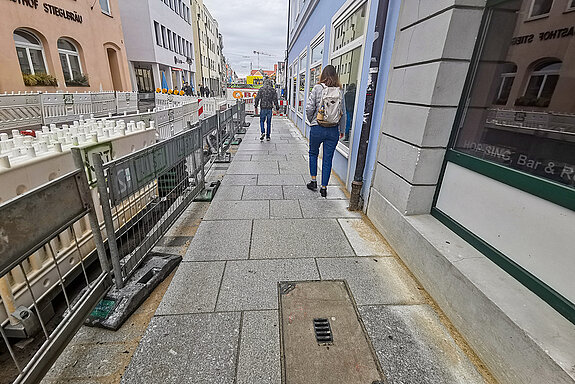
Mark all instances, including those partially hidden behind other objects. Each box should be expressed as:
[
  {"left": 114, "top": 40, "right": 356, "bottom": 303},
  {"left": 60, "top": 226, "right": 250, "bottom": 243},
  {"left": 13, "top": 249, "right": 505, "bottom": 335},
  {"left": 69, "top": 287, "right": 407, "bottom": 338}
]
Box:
[
  {"left": 9, "top": 0, "right": 83, "bottom": 23},
  {"left": 511, "top": 27, "right": 575, "bottom": 45}
]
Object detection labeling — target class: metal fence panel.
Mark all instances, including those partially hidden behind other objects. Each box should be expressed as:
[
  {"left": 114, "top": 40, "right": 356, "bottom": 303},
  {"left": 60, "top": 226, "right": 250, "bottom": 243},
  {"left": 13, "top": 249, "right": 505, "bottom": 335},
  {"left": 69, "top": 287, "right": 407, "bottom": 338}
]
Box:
[
  {"left": 116, "top": 92, "right": 139, "bottom": 115},
  {"left": 90, "top": 93, "right": 116, "bottom": 117},
  {"left": 0, "top": 172, "right": 87, "bottom": 277}
]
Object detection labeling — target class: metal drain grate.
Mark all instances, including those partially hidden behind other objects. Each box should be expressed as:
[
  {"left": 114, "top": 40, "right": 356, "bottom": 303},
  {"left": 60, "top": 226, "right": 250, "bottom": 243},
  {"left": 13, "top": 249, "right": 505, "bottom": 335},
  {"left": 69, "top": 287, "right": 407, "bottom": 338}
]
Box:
[{"left": 313, "top": 318, "right": 333, "bottom": 344}]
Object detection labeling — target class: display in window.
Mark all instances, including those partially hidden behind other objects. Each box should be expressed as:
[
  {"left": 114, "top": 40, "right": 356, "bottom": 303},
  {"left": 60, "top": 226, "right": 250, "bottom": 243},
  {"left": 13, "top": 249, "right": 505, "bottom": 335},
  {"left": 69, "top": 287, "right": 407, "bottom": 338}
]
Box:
[
  {"left": 453, "top": 0, "right": 575, "bottom": 189},
  {"left": 298, "top": 73, "right": 306, "bottom": 113},
  {"left": 310, "top": 65, "right": 321, "bottom": 87}
]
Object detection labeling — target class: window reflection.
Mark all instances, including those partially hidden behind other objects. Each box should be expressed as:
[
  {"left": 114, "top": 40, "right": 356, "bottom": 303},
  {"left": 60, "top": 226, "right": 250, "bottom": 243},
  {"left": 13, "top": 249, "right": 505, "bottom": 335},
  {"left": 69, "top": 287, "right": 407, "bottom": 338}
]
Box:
[{"left": 454, "top": 0, "right": 575, "bottom": 189}]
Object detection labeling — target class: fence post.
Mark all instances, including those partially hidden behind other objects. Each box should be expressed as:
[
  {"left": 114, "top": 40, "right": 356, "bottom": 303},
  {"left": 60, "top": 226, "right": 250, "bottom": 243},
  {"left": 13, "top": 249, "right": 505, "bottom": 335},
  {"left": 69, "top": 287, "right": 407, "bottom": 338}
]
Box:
[
  {"left": 91, "top": 153, "right": 124, "bottom": 289},
  {"left": 71, "top": 148, "right": 111, "bottom": 276}
]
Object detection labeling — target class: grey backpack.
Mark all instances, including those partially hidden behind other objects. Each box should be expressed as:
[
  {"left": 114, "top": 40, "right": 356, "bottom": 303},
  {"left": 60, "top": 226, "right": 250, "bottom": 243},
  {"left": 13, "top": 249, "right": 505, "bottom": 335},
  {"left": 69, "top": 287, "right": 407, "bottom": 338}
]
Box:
[{"left": 316, "top": 85, "right": 342, "bottom": 127}]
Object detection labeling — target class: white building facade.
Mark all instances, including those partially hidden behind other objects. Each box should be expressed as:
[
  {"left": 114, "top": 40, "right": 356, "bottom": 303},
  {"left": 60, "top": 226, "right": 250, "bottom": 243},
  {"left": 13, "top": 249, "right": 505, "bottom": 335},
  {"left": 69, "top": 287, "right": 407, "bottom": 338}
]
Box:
[{"left": 118, "top": 0, "right": 196, "bottom": 93}]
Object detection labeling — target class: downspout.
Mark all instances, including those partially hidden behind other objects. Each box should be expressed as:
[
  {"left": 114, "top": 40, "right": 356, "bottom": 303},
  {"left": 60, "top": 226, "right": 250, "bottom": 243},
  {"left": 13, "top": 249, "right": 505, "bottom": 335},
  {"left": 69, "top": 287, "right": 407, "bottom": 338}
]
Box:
[{"left": 349, "top": 0, "right": 389, "bottom": 211}]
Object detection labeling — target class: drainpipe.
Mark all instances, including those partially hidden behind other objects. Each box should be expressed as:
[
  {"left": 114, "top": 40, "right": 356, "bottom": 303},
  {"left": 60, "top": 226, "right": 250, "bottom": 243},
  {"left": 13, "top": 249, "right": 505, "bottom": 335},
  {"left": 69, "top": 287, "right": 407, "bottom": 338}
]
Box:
[{"left": 349, "top": 0, "right": 389, "bottom": 211}]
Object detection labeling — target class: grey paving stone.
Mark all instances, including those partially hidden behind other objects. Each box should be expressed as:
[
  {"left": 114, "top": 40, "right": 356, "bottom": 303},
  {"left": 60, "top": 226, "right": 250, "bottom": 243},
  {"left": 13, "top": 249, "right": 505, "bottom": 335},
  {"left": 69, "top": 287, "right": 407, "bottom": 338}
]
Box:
[
  {"left": 233, "top": 154, "right": 252, "bottom": 161},
  {"left": 278, "top": 160, "right": 310, "bottom": 174},
  {"left": 257, "top": 174, "right": 305, "bottom": 186},
  {"left": 203, "top": 200, "right": 269, "bottom": 220},
  {"left": 216, "top": 258, "right": 319, "bottom": 311},
  {"left": 233, "top": 149, "right": 270, "bottom": 155},
  {"left": 121, "top": 313, "right": 240, "bottom": 384},
  {"left": 283, "top": 185, "right": 347, "bottom": 200},
  {"left": 213, "top": 185, "right": 244, "bottom": 201},
  {"left": 227, "top": 161, "right": 279, "bottom": 175},
  {"left": 242, "top": 186, "right": 284, "bottom": 200},
  {"left": 184, "top": 220, "right": 252, "bottom": 261},
  {"left": 299, "top": 200, "right": 361, "bottom": 218},
  {"left": 221, "top": 174, "right": 258, "bottom": 186},
  {"left": 156, "top": 262, "right": 225, "bottom": 315},
  {"left": 239, "top": 143, "right": 276, "bottom": 151},
  {"left": 45, "top": 343, "right": 127, "bottom": 380},
  {"left": 236, "top": 310, "right": 281, "bottom": 384},
  {"left": 337, "top": 218, "right": 394, "bottom": 256},
  {"left": 270, "top": 200, "right": 302, "bottom": 219},
  {"left": 317, "top": 257, "right": 425, "bottom": 305},
  {"left": 358, "top": 305, "right": 484, "bottom": 384},
  {"left": 250, "top": 219, "right": 354, "bottom": 259},
  {"left": 250, "top": 154, "right": 288, "bottom": 161}
]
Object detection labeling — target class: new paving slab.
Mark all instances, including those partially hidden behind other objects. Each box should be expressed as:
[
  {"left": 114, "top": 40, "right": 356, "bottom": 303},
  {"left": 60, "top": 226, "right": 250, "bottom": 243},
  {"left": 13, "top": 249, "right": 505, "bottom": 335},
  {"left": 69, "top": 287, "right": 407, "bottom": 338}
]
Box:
[{"left": 121, "top": 117, "right": 492, "bottom": 384}]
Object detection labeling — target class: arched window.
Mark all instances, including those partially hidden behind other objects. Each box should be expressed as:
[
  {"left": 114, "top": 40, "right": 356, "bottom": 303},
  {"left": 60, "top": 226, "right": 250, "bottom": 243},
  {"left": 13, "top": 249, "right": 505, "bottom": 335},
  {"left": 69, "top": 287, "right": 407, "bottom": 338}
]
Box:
[
  {"left": 13, "top": 29, "right": 47, "bottom": 75},
  {"left": 58, "top": 39, "right": 83, "bottom": 83},
  {"left": 524, "top": 61, "right": 561, "bottom": 105}
]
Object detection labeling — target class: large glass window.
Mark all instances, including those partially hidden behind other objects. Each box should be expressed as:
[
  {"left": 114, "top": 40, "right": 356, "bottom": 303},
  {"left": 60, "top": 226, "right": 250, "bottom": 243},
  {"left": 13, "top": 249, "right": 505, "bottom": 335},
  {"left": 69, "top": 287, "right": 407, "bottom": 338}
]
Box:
[
  {"left": 333, "top": 3, "right": 367, "bottom": 52},
  {"left": 135, "top": 67, "right": 154, "bottom": 93},
  {"left": 453, "top": 0, "right": 574, "bottom": 189},
  {"left": 310, "top": 64, "right": 321, "bottom": 88},
  {"left": 311, "top": 39, "right": 323, "bottom": 64},
  {"left": 13, "top": 29, "right": 47, "bottom": 75},
  {"left": 57, "top": 39, "right": 83, "bottom": 85}
]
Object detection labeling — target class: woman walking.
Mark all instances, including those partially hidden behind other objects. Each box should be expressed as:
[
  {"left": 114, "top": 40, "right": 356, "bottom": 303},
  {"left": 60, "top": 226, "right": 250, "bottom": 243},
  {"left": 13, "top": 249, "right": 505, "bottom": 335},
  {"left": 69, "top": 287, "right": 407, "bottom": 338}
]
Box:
[{"left": 305, "top": 65, "right": 346, "bottom": 197}]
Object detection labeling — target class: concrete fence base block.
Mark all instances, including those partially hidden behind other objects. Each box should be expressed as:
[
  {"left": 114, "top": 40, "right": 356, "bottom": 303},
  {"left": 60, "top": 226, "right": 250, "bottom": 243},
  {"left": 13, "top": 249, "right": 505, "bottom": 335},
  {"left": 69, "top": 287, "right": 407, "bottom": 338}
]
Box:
[{"left": 366, "top": 188, "right": 575, "bottom": 384}]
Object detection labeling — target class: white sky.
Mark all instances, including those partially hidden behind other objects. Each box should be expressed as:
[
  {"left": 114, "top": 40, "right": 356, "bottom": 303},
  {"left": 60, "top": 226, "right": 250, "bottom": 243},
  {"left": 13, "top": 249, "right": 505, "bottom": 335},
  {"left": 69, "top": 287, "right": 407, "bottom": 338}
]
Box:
[{"left": 202, "top": 0, "right": 288, "bottom": 77}]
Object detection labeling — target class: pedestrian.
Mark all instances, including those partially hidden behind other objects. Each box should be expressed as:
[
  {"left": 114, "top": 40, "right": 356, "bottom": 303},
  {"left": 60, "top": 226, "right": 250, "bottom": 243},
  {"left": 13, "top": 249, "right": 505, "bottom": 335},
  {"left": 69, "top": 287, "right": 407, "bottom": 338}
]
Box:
[
  {"left": 199, "top": 84, "right": 205, "bottom": 97},
  {"left": 254, "top": 78, "right": 279, "bottom": 141},
  {"left": 305, "top": 65, "right": 346, "bottom": 198}
]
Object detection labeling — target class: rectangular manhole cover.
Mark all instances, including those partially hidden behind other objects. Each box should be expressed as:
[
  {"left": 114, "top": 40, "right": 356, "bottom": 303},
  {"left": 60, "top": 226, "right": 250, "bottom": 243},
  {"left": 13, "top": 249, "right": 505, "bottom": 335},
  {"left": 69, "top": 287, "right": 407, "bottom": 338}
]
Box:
[{"left": 278, "top": 280, "right": 385, "bottom": 384}]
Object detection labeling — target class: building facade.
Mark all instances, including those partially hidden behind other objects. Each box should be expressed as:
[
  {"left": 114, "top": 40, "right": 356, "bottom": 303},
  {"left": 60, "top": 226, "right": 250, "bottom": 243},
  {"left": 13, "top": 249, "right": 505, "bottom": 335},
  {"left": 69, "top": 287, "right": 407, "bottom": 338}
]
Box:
[
  {"left": 191, "top": 0, "right": 224, "bottom": 96},
  {"left": 1, "top": 0, "right": 132, "bottom": 92},
  {"left": 118, "top": 0, "right": 195, "bottom": 94},
  {"left": 288, "top": 0, "right": 575, "bottom": 383}
]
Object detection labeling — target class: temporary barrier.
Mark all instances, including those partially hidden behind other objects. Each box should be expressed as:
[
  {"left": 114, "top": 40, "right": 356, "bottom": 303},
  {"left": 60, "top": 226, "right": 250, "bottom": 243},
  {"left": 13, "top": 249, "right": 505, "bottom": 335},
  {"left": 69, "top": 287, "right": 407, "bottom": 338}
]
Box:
[
  {"left": 0, "top": 93, "right": 42, "bottom": 131},
  {"left": 0, "top": 162, "right": 111, "bottom": 384},
  {"left": 115, "top": 92, "right": 139, "bottom": 114}
]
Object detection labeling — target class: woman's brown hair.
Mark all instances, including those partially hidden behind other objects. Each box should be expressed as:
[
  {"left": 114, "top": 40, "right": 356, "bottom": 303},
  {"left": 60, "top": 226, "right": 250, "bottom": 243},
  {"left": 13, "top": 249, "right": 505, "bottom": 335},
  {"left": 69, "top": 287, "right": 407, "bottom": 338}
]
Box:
[{"left": 319, "top": 65, "right": 342, "bottom": 88}]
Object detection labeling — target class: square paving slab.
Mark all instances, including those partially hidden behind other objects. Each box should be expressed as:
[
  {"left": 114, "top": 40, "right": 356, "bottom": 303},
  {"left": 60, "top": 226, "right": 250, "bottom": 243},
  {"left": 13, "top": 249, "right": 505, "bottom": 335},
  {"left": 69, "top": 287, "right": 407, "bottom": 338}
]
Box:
[
  {"left": 283, "top": 185, "right": 347, "bottom": 200},
  {"left": 155, "top": 262, "right": 225, "bottom": 315},
  {"left": 220, "top": 174, "right": 258, "bottom": 186},
  {"left": 213, "top": 185, "right": 244, "bottom": 201},
  {"left": 215, "top": 258, "right": 319, "bottom": 311},
  {"left": 257, "top": 174, "right": 305, "bottom": 186},
  {"left": 203, "top": 200, "right": 269, "bottom": 220},
  {"left": 316, "top": 258, "right": 425, "bottom": 305},
  {"left": 358, "top": 305, "right": 485, "bottom": 384},
  {"left": 236, "top": 310, "right": 281, "bottom": 384},
  {"left": 299, "top": 200, "right": 361, "bottom": 218},
  {"left": 184, "top": 219, "right": 252, "bottom": 261},
  {"left": 270, "top": 200, "right": 303, "bottom": 219},
  {"left": 242, "top": 185, "right": 284, "bottom": 200},
  {"left": 250, "top": 219, "right": 355, "bottom": 259},
  {"left": 121, "top": 312, "right": 240, "bottom": 384},
  {"left": 227, "top": 161, "right": 279, "bottom": 175}
]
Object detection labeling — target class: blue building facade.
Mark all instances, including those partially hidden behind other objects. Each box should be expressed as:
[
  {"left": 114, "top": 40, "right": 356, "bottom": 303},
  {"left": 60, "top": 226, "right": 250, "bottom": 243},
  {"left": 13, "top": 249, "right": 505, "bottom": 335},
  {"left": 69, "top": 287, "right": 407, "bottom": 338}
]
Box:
[{"left": 286, "top": 0, "right": 400, "bottom": 203}]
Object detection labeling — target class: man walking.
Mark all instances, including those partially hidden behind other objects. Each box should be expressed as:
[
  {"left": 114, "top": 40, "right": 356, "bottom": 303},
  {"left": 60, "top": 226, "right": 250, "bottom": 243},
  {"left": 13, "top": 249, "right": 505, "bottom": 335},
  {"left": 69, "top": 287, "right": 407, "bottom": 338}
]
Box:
[{"left": 254, "top": 78, "right": 279, "bottom": 141}]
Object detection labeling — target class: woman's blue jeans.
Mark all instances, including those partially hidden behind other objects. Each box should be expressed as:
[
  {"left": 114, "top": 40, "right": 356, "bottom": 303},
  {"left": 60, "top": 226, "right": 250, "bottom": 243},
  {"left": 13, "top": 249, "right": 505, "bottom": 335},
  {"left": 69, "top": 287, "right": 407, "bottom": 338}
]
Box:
[{"left": 309, "top": 125, "right": 339, "bottom": 187}]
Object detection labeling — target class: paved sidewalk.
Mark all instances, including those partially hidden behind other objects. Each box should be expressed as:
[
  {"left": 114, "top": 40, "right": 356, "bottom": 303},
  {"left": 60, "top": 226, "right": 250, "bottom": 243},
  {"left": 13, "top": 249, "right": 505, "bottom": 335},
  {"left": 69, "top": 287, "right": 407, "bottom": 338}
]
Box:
[{"left": 121, "top": 117, "right": 490, "bottom": 384}]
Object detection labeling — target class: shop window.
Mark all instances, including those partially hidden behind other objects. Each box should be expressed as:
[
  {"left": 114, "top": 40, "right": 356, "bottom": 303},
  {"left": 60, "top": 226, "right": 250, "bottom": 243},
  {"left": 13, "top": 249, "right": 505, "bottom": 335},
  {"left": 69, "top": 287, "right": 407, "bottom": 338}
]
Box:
[
  {"left": 529, "top": 0, "right": 553, "bottom": 17},
  {"left": 99, "top": 0, "right": 111, "bottom": 15},
  {"left": 311, "top": 39, "right": 324, "bottom": 64},
  {"left": 333, "top": 2, "right": 367, "bottom": 52},
  {"left": 13, "top": 29, "right": 47, "bottom": 75},
  {"left": 57, "top": 39, "right": 84, "bottom": 86},
  {"left": 292, "top": 75, "right": 297, "bottom": 108},
  {"left": 494, "top": 63, "right": 517, "bottom": 105},
  {"left": 452, "top": 0, "right": 574, "bottom": 189},
  {"left": 135, "top": 67, "right": 154, "bottom": 93},
  {"left": 310, "top": 64, "right": 321, "bottom": 88},
  {"left": 331, "top": 46, "right": 362, "bottom": 145}
]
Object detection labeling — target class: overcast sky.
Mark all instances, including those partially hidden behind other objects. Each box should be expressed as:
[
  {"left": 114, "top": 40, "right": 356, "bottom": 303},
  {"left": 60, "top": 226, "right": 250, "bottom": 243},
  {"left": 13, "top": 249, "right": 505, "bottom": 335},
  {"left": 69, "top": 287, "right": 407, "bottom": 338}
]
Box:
[{"left": 203, "top": 0, "right": 288, "bottom": 77}]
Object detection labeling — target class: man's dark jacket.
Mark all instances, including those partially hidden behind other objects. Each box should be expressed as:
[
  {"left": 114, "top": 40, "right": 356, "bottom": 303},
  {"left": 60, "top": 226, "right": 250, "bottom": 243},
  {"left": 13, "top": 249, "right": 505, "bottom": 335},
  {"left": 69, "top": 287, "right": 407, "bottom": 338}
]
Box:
[{"left": 255, "top": 84, "right": 279, "bottom": 110}]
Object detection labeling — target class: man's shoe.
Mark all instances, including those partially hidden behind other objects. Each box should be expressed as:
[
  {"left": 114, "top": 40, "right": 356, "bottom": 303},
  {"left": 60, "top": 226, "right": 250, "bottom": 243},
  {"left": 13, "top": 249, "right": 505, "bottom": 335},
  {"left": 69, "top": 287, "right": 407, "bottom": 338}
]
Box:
[
  {"left": 320, "top": 186, "right": 327, "bottom": 198},
  {"left": 266, "top": 136, "right": 271, "bottom": 141},
  {"left": 306, "top": 180, "right": 317, "bottom": 191},
  {"left": 260, "top": 133, "right": 265, "bottom": 141}
]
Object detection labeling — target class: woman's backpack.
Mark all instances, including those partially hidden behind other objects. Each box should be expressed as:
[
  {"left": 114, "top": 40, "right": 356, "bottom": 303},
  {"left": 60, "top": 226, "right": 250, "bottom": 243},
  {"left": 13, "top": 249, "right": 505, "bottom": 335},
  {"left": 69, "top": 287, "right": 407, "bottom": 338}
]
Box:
[{"left": 316, "top": 84, "right": 343, "bottom": 127}]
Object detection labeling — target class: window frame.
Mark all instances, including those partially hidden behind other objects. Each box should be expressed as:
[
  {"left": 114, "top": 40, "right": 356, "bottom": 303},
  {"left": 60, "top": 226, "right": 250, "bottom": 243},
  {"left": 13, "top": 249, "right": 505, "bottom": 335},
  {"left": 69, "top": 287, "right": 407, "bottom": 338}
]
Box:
[
  {"left": 57, "top": 38, "right": 83, "bottom": 84},
  {"left": 296, "top": 47, "right": 307, "bottom": 119},
  {"left": 13, "top": 29, "right": 49, "bottom": 76},
  {"left": 522, "top": 61, "right": 561, "bottom": 100},
  {"left": 528, "top": 0, "right": 553, "bottom": 19},
  {"left": 99, "top": 0, "right": 111, "bottom": 16}
]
